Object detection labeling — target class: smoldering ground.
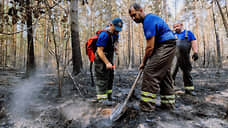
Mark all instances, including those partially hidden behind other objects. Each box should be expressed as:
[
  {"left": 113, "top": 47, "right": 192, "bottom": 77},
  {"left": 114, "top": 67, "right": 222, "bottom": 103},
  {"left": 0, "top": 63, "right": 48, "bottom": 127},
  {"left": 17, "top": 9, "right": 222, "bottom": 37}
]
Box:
[
  {"left": 0, "top": 68, "right": 228, "bottom": 128},
  {"left": 9, "top": 73, "right": 46, "bottom": 128}
]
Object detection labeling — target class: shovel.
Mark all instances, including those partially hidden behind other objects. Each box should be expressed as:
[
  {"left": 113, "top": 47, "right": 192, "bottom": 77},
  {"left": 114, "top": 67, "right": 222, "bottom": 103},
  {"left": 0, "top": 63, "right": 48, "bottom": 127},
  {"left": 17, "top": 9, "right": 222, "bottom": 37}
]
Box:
[{"left": 110, "top": 69, "right": 143, "bottom": 121}]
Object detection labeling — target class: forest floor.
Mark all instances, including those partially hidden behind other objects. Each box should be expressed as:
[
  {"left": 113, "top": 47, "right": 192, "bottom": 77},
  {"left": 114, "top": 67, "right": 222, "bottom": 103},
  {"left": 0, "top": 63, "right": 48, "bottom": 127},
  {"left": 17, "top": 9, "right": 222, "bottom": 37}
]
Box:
[{"left": 0, "top": 66, "right": 228, "bottom": 128}]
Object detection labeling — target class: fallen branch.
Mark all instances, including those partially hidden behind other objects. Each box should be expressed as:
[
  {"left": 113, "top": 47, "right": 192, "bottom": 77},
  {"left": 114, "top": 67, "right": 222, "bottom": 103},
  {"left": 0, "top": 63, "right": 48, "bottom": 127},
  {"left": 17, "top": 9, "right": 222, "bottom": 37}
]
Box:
[{"left": 66, "top": 68, "right": 83, "bottom": 96}]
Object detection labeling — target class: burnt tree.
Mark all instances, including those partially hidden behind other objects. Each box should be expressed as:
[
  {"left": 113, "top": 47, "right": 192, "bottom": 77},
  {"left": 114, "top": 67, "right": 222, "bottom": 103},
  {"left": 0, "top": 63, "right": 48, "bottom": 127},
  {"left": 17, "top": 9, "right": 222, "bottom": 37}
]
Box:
[
  {"left": 26, "top": 0, "right": 35, "bottom": 74},
  {"left": 70, "top": 0, "right": 82, "bottom": 75}
]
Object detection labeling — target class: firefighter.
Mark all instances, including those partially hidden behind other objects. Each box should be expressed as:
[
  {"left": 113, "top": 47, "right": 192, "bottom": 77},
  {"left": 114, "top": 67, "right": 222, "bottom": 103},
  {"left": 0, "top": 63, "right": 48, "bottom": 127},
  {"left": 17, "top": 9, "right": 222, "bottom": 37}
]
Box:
[
  {"left": 95, "top": 18, "right": 123, "bottom": 106},
  {"left": 172, "top": 21, "right": 198, "bottom": 96},
  {"left": 129, "top": 3, "right": 176, "bottom": 112}
]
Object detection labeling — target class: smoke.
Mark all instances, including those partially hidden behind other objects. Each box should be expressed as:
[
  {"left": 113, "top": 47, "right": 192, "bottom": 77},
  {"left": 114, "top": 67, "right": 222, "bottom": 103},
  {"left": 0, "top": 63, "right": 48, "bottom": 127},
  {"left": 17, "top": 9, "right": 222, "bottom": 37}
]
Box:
[
  {"left": 58, "top": 99, "right": 97, "bottom": 126},
  {"left": 9, "top": 73, "right": 46, "bottom": 127}
]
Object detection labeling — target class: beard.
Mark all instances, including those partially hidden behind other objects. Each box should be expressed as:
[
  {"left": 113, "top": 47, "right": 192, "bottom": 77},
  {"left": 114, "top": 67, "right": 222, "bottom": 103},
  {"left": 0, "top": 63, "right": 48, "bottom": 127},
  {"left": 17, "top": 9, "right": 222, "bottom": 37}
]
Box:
[
  {"left": 175, "top": 29, "right": 181, "bottom": 33},
  {"left": 134, "top": 15, "right": 144, "bottom": 23},
  {"left": 134, "top": 18, "right": 143, "bottom": 23}
]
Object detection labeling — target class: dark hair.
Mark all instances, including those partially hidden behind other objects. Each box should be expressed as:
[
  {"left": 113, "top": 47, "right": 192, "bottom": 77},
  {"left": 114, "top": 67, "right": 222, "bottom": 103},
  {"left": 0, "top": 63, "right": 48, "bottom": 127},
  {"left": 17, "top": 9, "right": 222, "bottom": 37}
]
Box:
[{"left": 129, "top": 3, "right": 142, "bottom": 14}]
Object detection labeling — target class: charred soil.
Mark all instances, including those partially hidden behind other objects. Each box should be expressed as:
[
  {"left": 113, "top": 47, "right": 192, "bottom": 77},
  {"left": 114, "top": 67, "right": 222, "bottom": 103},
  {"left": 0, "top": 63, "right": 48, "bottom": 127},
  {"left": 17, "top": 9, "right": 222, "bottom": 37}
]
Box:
[{"left": 0, "top": 67, "right": 228, "bottom": 128}]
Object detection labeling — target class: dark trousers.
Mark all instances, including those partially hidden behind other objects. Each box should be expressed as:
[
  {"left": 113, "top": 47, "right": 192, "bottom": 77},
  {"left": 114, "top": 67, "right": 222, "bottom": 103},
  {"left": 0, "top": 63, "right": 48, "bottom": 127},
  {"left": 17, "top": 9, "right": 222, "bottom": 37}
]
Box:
[
  {"left": 140, "top": 40, "right": 176, "bottom": 109},
  {"left": 172, "top": 39, "right": 194, "bottom": 91},
  {"left": 94, "top": 53, "right": 114, "bottom": 100}
]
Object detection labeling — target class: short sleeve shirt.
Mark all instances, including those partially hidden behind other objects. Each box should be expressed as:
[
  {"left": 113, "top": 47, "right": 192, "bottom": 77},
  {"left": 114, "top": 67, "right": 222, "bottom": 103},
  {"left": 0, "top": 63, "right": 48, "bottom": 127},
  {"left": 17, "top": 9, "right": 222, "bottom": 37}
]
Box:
[
  {"left": 96, "top": 32, "right": 109, "bottom": 47},
  {"left": 143, "top": 14, "right": 175, "bottom": 44},
  {"left": 174, "top": 30, "right": 196, "bottom": 42}
]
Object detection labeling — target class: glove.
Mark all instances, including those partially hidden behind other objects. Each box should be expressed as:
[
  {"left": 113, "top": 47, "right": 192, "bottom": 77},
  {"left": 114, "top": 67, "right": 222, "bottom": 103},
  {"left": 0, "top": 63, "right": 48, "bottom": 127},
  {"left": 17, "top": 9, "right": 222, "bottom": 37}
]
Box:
[{"left": 192, "top": 53, "right": 198, "bottom": 61}]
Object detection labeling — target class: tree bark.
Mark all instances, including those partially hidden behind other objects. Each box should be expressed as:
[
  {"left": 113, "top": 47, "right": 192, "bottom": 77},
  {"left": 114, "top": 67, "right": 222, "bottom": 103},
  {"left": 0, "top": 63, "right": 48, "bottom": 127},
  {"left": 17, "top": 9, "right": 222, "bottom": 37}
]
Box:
[
  {"left": 70, "top": 0, "right": 82, "bottom": 75},
  {"left": 12, "top": 23, "right": 17, "bottom": 67},
  {"left": 212, "top": 2, "right": 222, "bottom": 68},
  {"left": 128, "top": 18, "right": 132, "bottom": 69},
  {"left": 0, "top": 0, "right": 4, "bottom": 66},
  {"left": 26, "top": 0, "right": 36, "bottom": 74},
  {"left": 19, "top": 23, "right": 24, "bottom": 68},
  {"left": 215, "top": 0, "right": 228, "bottom": 37}
]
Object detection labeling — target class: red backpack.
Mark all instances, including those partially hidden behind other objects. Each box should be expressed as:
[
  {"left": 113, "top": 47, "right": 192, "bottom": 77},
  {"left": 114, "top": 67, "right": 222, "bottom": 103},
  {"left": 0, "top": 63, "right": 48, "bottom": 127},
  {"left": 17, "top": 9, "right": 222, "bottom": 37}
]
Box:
[{"left": 85, "top": 30, "right": 110, "bottom": 62}]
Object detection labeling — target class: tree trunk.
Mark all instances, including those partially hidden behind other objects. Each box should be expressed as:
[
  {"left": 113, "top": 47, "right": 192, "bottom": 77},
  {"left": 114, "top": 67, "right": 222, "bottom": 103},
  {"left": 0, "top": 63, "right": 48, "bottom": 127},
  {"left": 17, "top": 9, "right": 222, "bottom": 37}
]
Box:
[
  {"left": 128, "top": 18, "right": 132, "bottom": 69},
  {"left": 212, "top": 3, "right": 222, "bottom": 68},
  {"left": 131, "top": 21, "right": 134, "bottom": 67},
  {"left": 0, "top": 0, "right": 4, "bottom": 66},
  {"left": 19, "top": 23, "right": 24, "bottom": 68},
  {"left": 163, "top": 0, "right": 168, "bottom": 22},
  {"left": 70, "top": 0, "right": 82, "bottom": 75},
  {"left": 215, "top": 0, "right": 228, "bottom": 37},
  {"left": 12, "top": 23, "right": 17, "bottom": 67},
  {"left": 225, "top": 0, "right": 228, "bottom": 18},
  {"left": 26, "top": 0, "right": 35, "bottom": 74},
  {"left": 194, "top": 1, "right": 200, "bottom": 51}
]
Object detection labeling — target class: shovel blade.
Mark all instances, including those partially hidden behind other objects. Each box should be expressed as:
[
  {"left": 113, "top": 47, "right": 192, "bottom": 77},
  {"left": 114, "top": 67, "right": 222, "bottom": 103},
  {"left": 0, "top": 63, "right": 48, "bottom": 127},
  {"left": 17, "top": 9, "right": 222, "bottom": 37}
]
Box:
[{"left": 110, "top": 103, "right": 128, "bottom": 121}]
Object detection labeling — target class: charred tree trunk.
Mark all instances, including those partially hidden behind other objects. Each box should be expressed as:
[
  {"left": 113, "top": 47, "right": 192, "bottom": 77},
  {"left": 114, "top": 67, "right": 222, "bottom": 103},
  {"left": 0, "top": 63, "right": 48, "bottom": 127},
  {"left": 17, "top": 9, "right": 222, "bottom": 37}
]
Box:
[
  {"left": 212, "top": 3, "right": 222, "bottom": 68},
  {"left": 70, "top": 0, "right": 82, "bottom": 75},
  {"left": 0, "top": 0, "right": 4, "bottom": 66},
  {"left": 26, "top": 0, "right": 35, "bottom": 74},
  {"left": 128, "top": 19, "right": 132, "bottom": 69}
]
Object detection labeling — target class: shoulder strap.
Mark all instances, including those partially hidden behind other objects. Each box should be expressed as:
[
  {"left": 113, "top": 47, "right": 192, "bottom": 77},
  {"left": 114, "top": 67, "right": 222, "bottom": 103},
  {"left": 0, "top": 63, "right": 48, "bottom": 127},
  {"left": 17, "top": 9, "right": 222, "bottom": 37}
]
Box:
[
  {"left": 185, "top": 30, "right": 188, "bottom": 39},
  {"left": 174, "top": 33, "right": 178, "bottom": 39}
]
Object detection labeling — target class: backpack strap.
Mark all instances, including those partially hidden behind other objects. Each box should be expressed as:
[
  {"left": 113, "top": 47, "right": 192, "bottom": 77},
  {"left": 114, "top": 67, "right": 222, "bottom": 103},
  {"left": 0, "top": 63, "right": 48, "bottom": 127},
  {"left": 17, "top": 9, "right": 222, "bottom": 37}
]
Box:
[{"left": 96, "top": 30, "right": 111, "bottom": 37}]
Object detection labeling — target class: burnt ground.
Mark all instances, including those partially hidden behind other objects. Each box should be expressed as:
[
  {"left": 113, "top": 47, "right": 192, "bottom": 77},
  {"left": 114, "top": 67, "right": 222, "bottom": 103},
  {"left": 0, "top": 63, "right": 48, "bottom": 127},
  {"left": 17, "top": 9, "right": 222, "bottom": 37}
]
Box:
[{"left": 0, "top": 66, "right": 228, "bottom": 128}]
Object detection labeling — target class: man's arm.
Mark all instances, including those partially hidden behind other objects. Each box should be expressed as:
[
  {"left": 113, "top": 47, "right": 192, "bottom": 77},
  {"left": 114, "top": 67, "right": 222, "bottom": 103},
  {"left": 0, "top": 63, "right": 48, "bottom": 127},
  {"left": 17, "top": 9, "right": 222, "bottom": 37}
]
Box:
[
  {"left": 96, "top": 46, "right": 112, "bottom": 69},
  {"left": 191, "top": 40, "right": 197, "bottom": 53},
  {"left": 191, "top": 40, "right": 199, "bottom": 61},
  {"left": 140, "top": 36, "right": 155, "bottom": 69}
]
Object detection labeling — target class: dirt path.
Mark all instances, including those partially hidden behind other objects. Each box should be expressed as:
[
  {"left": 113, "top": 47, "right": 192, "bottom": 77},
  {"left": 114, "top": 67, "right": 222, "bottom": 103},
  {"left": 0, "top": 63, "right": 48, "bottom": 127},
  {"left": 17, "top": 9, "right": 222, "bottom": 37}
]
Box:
[{"left": 0, "top": 67, "right": 227, "bottom": 128}]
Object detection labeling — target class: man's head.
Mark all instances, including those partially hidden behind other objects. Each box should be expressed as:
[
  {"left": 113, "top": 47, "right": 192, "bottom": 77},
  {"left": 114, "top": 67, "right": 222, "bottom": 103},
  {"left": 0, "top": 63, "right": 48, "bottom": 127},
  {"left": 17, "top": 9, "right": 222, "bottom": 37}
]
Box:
[
  {"left": 109, "top": 17, "right": 123, "bottom": 34},
  {"left": 129, "top": 3, "right": 145, "bottom": 23},
  {"left": 173, "top": 21, "right": 183, "bottom": 33}
]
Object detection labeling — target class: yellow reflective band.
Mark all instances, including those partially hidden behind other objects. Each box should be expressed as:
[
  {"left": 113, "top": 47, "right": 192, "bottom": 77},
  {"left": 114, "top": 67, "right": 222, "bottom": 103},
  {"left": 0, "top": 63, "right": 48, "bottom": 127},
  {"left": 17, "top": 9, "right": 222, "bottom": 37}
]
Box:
[
  {"left": 184, "top": 86, "right": 194, "bottom": 90},
  {"left": 107, "top": 90, "right": 112, "bottom": 94},
  {"left": 141, "top": 91, "right": 156, "bottom": 98},
  {"left": 141, "top": 96, "right": 156, "bottom": 103},
  {"left": 161, "top": 100, "right": 175, "bottom": 104},
  {"left": 96, "top": 94, "right": 108, "bottom": 99},
  {"left": 160, "top": 95, "right": 175, "bottom": 99}
]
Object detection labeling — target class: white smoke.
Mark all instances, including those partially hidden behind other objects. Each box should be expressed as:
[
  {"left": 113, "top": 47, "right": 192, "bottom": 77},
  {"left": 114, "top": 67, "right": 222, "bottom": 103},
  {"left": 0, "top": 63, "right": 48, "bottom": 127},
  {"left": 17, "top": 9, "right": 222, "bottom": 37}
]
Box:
[{"left": 9, "top": 73, "right": 46, "bottom": 128}]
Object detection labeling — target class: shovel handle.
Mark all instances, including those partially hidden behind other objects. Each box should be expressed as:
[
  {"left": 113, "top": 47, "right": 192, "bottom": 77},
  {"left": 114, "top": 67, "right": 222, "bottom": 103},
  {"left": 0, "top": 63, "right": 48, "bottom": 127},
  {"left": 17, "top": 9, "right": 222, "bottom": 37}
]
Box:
[{"left": 123, "top": 70, "right": 143, "bottom": 105}]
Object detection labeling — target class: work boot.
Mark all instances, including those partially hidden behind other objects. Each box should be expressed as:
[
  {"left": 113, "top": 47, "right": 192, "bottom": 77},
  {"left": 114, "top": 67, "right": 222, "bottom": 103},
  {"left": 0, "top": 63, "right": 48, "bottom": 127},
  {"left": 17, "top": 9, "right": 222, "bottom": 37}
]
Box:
[
  {"left": 98, "top": 99, "right": 115, "bottom": 106},
  {"left": 185, "top": 90, "right": 196, "bottom": 96},
  {"left": 159, "top": 103, "right": 175, "bottom": 110},
  {"left": 108, "top": 93, "right": 112, "bottom": 101},
  {"left": 139, "top": 101, "right": 155, "bottom": 112}
]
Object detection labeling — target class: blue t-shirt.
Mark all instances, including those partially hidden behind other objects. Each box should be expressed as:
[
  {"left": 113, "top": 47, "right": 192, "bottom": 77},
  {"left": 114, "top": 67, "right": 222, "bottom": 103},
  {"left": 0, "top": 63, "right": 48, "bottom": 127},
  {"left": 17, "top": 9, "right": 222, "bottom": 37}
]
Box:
[
  {"left": 96, "top": 31, "right": 119, "bottom": 47},
  {"left": 174, "top": 30, "right": 196, "bottom": 42},
  {"left": 143, "top": 14, "right": 175, "bottom": 43}
]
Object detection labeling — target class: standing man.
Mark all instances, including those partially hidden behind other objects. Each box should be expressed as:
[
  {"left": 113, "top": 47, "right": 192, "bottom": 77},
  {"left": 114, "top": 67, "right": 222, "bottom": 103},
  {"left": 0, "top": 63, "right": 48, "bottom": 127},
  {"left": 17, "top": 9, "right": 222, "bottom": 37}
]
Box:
[
  {"left": 95, "top": 18, "right": 123, "bottom": 106},
  {"left": 129, "top": 3, "right": 176, "bottom": 112},
  {"left": 172, "top": 21, "right": 198, "bottom": 96}
]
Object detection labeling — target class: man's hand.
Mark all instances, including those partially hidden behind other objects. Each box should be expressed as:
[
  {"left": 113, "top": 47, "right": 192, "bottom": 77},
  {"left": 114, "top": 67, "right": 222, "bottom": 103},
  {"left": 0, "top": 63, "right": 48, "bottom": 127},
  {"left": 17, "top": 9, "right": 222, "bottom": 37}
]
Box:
[
  {"left": 192, "top": 53, "right": 198, "bottom": 61},
  {"left": 139, "top": 63, "right": 145, "bottom": 70},
  {"left": 106, "top": 63, "right": 113, "bottom": 69}
]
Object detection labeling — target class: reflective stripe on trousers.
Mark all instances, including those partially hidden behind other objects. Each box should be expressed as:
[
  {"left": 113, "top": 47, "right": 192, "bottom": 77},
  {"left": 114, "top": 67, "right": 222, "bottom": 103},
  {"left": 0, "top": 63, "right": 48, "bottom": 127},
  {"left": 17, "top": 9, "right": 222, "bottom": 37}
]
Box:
[
  {"left": 141, "top": 91, "right": 156, "bottom": 103},
  {"left": 160, "top": 94, "right": 175, "bottom": 104},
  {"left": 97, "top": 94, "right": 108, "bottom": 99},
  {"left": 184, "top": 86, "right": 194, "bottom": 91}
]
